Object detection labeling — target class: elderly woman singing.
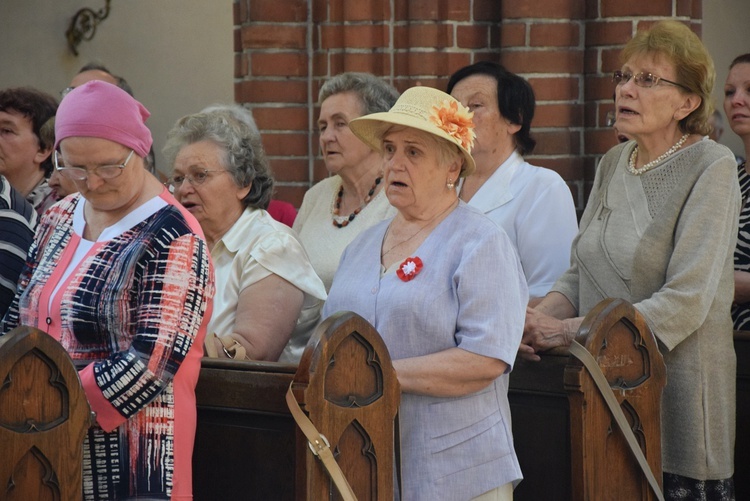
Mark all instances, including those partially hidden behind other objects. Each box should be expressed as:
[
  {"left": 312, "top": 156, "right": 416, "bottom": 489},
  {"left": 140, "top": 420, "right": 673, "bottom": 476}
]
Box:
[
  {"left": 323, "top": 87, "right": 528, "bottom": 500},
  {"left": 522, "top": 21, "right": 739, "bottom": 500},
  {"left": 165, "top": 110, "right": 326, "bottom": 363}
]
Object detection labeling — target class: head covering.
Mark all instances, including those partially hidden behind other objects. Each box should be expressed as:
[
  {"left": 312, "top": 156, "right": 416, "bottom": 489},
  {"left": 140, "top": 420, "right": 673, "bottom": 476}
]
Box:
[
  {"left": 55, "top": 80, "right": 152, "bottom": 157},
  {"left": 349, "top": 86, "right": 476, "bottom": 176}
]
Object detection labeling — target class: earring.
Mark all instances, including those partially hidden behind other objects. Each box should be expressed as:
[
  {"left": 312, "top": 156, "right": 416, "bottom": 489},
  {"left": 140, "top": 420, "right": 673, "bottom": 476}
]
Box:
[{"left": 447, "top": 179, "right": 455, "bottom": 190}]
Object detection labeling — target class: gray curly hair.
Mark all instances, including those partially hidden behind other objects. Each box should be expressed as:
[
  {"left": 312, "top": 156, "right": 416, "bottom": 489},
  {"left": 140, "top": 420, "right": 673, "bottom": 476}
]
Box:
[
  {"left": 164, "top": 107, "right": 273, "bottom": 210},
  {"left": 318, "top": 72, "right": 399, "bottom": 114}
]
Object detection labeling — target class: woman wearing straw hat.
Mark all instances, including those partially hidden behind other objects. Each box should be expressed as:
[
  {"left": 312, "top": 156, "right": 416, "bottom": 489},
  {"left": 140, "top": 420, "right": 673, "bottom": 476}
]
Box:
[
  {"left": 2, "top": 80, "right": 214, "bottom": 500},
  {"left": 322, "top": 86, "right": 528, "bottom": 500}
]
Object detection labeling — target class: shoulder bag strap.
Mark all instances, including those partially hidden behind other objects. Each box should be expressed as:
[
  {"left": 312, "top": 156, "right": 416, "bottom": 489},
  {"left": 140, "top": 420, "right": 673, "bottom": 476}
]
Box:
[
  {"left": 285, "top": 384, "right": 357, "bottom": 501},
  {"left": 569, "top": 341, "right": 665, "bottom": 501}
]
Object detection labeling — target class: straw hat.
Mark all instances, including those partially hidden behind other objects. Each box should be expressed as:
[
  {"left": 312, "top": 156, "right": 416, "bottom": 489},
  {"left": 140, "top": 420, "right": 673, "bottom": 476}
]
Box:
[{"left": 349, "top": 86, "right": 476, "bottom": 177}]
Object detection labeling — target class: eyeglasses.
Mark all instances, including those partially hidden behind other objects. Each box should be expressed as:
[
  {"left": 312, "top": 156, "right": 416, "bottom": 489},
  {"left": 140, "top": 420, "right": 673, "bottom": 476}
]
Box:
[
  {"left": 612, "top": 70, "right": 690, "bottom": 92},
  {"left": 54, "top": 149, "right": 135, "bottom": 181},
  {"left": 60, "top": 86, "right": 75, "bottom": 98},
  {"left": 167, "top": 169, "right": 227, "bottom": 190}
]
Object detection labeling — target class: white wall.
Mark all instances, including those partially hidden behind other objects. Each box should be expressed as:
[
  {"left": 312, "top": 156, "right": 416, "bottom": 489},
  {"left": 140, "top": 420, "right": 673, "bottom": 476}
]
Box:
[
  {"left": 703, "top": 0, "right": 750, "bottom": 159},
  {"left": 0, "top": 0, "right": 234, "bottom": 175}
]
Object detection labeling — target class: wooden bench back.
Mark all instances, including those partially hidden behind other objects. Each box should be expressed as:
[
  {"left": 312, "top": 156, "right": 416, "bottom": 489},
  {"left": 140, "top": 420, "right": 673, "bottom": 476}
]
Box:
[
  {"left": 0, "top": 326, "right": 92, "bottom": 501},
  {"left": 565, "top": 298, "right": 666, "bottom": 501},
  {"left": 291, "top": 311, "right": 400, "bottom": 501}
]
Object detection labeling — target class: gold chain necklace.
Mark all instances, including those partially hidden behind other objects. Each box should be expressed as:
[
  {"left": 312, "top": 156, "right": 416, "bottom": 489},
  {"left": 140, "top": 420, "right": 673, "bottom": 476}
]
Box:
[{"left": 381, "top": 199, "right": 458, "bottom": 258}]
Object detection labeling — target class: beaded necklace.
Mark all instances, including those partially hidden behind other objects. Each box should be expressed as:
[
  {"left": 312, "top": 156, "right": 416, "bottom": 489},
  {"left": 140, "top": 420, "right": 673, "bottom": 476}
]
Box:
[
  {"left": 627, "top": 134, "right": 689, "bottom": 175},
  {"left": 332, "top": 175, "right": 383, "bottom": 228}
]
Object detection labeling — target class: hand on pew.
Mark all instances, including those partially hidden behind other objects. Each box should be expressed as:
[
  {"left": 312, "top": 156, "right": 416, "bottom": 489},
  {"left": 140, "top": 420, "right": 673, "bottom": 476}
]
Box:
[{"left": 520, "top": 306, "right": 584, "bottom": 362}]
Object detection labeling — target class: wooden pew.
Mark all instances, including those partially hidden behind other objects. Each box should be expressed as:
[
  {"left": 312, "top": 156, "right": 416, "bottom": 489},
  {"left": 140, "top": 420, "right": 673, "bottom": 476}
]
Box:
[
  {"left": 510, "top": 298, "right": 666, "bottom": 501},
  {"left": 193, "top": 311, "right": 400, "bottom": 500},
  {"left": 734, "top": 330, "right": 750, "bottom": 500},
  {"left": 0, "top": 326, "right": 93, "bottom": 501}
]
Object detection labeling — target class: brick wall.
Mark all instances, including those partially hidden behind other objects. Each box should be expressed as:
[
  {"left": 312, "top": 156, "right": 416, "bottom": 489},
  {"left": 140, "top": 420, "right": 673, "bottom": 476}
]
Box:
[{"left": 234, "top": 0, "right": 703, "bottom": 211}]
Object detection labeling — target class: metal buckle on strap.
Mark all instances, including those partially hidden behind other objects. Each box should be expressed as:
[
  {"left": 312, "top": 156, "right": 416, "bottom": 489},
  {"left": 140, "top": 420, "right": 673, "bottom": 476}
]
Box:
[{"left": 308, "top": 433, "right": 331, "bottom": 457}]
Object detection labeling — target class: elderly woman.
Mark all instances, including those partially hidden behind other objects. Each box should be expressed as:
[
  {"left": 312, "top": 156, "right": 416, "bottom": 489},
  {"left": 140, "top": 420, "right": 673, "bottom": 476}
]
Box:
[
  {"left": 725, "top": 54, "right": 750, "bottom": 330},
  {"left": 1, "top": 80, "right": 214, "bottom": 500},
  {"left": 323, "top": 87, "right": 528, "bottom": 500},
  {"left": 522, "top": 21, "right": 738, "bottom": 499},
  {"left": 293, "top": 72, "right": 399, "bottom": 291},
  {"left": 165, "top": 110, "right": 326, "bottom": 363},
  {"left": 447, "top": 62, "right": 578, "bottom": 302}
]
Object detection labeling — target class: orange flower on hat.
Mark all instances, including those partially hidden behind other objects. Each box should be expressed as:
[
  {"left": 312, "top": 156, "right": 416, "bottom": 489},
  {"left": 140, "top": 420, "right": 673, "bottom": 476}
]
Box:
[{"left": 430, "top": 100, "right": 476, "bottom": 152}]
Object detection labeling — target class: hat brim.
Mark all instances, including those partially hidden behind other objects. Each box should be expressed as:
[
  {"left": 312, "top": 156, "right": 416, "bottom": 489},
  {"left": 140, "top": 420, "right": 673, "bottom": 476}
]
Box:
[{"left": 349, "top": 112, "right": 476, "bottom": 177}]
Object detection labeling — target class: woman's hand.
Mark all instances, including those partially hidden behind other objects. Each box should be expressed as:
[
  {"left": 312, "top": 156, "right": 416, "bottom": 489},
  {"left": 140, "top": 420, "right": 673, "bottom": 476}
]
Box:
[
  {"left": 735, "top": 270, "right": 750, "bottom": 305},
  {"left": 520, "top": 307, "right": 583, "bottom": 362}
]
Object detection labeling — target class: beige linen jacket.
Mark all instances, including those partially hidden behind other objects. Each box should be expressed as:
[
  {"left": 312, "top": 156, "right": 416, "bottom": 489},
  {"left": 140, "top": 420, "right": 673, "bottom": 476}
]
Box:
[{"left": 554, "top": 139, "right": 739, "bottom": 480}]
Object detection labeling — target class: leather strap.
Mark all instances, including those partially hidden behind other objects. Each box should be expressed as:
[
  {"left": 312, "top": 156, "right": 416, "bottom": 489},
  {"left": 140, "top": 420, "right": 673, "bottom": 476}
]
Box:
[
  {"left": 285, "top": 384, "right": 357, "bottom": 501},
  {"left": 569, "top": 341, "right": 665, "bottom": 501},
  {"left": 204, "top": 333, "right": 249, "bottom": 360}
]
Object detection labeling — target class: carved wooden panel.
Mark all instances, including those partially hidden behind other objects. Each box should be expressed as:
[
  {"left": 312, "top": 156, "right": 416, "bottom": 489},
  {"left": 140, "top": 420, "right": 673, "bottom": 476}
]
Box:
[
  {"left": 564, "top": 298, "right": 666, "bottom": 501},
  {"left": 291, "top": 312, "right": 400, "bottom": 501},
  {"left": 0, "top": 326, "right": 92, "bottom": 501}
]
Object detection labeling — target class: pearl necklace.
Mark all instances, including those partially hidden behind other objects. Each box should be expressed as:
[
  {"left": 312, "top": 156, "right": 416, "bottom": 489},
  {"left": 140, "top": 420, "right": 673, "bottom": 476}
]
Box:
[
  {"left": 627, "top": 134, "right": 689, "bottom": 176},
  {"left": 332, "top": 175, "right": 382, "bottom": 228}
]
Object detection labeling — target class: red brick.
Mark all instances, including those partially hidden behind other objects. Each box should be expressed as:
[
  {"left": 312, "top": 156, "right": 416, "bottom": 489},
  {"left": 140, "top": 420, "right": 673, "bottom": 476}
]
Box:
[
  {"left": 331, "top": 0, "right": 391, "bottom": 22},
  {"left": 530, "top": 23, "right": 580, "bottom": 47},
  {"left": 262, "top": 132, "right": 308, "bottom": 156},
  {"left": 249, "top": 0, "right": 307, "bottom": 22},
  {"left": 531, "top": 130, "right": 580, "bottom": 155},
  {"left": 394, "top": 52, "right": 471, "bottom": 78},
  {"left": 241, "top": 25, "right": 307, "bottom": 50},
  {"left": 601, "top": 0, "right": 672, "bottom": 17},
  {"left": 584, "top": 49, "right": 599, "bottom": 74},
  {"left": 271, "top": 184, "right": 307, "bottom": 208},
  {"left": 313, "top": 52, "right": 328, "bottom": 77},
  {"left": 312, "top": 0, "right": 327, "bottom": 23},
  {"left": 474, "top": 0, "right": 501, "bottom": 22},
  {"left": 269, "top": 158, "right": 309, "bottom": 183},
  {"left": 320, "top": 24, "right": 388, "bottom": 49},
  {"left": 235, "top": 80, "right": 308, "bottom": 104},
  {"left": 235, "top": 54, "right": 249, "bottom": 79},
  {"left": 527, "top": 157, "right": 584, "bottom": 182},
  {"left": 584, "top": 75, "right": 618, "bottom": 101},
  {"left": 313, "top": 160, "right": 329, "bottom": 182},
  {"left": 501, "top": 49, "right": 584, "bottom": 74},
  {"left": 330, "top": 52, "right": 391, "bottom": 75},
  {"left": 676, "top": 0, "right": 693, "bottom": 17},
  {"left": 251, "top": 52, "right": 308, "bottom": 77},
  {"left": 499, "top": 23, "right": 525, "bottom": 48},
  {"left": 528, "top": 77, "right": 579, "bottom": 101},
  {"left": 533, "top": 103, "right": 583, "bottom": 128},
  {"left": 394, "top": 23, "right": 454, "bottom": 49},
  {"left": 601, "top": 48, "right": 624, "bottom": 72},
  {"left": 234, "top": 27, "right": 242, "bottom": 53},
  {"left": 253, "top": 106, "right": 308, "bottom": 131},
  {"left": 502, "top": 0, "right": 584, "bottom": 20},
  {"left": 457, "top": 25, "right": 489, "bottom": 49},
  {"left": 585, "top": 129, "right": 620, "bottom": 155},
  {"left": 234, "top": 1, "right": 246, "bottom": 25},
  {"left": 396, "top": 0, "right": 439, "bottom": 21},
  {"left": 585, "top": 21, "right": 634, "bottom": 47}
]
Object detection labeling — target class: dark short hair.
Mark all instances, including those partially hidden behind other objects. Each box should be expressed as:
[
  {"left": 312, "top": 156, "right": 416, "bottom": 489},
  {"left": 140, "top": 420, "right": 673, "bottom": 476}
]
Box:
[
  {"left": 0, "top": 87, "right": 58, "bottom": 175},
  {"left": 447, "top": 61, "right": 537, "bottom": 156},
  {"left": 730, "top": 53, "right": 750, "bottom": 70},
  {"left": 77, "top": 62, "right": 134, "bottom": 96}
]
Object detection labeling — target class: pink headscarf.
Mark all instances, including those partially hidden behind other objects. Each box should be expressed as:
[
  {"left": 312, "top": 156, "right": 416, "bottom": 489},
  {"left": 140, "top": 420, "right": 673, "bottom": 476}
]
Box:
[{"left": 55, "top": 80, "right": 152, "bottom": 157}]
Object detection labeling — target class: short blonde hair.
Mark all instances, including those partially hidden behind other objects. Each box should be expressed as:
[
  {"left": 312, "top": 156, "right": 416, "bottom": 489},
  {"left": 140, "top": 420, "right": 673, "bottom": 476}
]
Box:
[{"left": 621, "top": 20, "right": 715, "bottom": 136}]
